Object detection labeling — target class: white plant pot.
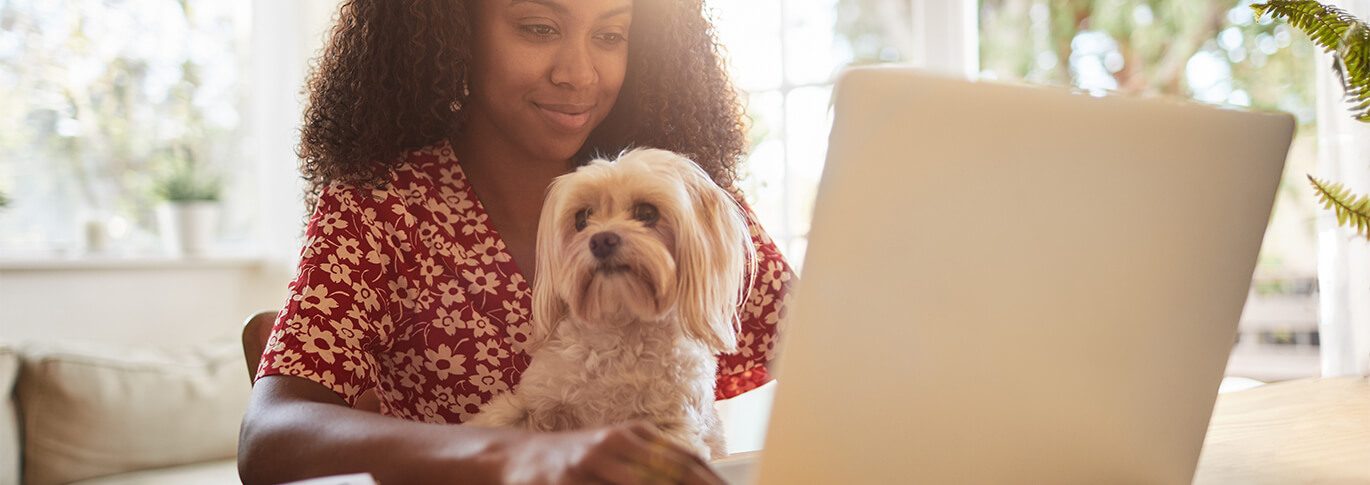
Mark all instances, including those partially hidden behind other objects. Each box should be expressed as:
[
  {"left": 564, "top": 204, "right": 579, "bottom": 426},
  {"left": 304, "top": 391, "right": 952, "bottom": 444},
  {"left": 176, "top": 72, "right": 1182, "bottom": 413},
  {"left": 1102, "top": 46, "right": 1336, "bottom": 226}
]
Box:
[
  {"left": 83, "top": 217, "right": 110, "bottom": 254},
  {"left": 157, "top": 201, "right": 220, "bottom": 257}
]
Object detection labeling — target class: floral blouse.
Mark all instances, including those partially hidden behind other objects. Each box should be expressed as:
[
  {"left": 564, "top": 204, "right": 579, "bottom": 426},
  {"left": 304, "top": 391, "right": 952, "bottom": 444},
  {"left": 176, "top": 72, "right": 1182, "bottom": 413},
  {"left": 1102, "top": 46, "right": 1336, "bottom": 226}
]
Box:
[{"left": 255, "top": 141, "right": 795, "bottom": 424}]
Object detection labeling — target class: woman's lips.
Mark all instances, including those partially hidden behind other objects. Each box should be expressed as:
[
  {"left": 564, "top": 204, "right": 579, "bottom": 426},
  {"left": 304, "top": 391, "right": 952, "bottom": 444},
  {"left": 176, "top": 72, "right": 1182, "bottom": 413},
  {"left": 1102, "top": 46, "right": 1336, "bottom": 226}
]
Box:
[{"left": 535, "top": 103, "right": 593, "bottom": 132}]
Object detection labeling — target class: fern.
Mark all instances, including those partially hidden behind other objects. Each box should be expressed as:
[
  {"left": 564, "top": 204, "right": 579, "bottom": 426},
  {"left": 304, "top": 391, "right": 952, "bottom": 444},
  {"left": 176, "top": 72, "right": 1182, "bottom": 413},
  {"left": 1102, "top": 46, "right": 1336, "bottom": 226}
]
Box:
[
  {"left": 1253, "top": 1, "right": 1370, "bottom": 120},
  {"left": 1255, "top": 1, "right": 1370, "bottom": 240},
  {"left": 1309, "top": 175, "right": 1370, "bottom": 238}
]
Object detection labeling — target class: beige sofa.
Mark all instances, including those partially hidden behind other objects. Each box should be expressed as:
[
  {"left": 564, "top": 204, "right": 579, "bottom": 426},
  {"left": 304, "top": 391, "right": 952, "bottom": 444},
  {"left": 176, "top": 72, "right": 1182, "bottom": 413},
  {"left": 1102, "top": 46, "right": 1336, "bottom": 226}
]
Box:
[
  {"left": 1, "top": 339, "right": 246, "bottom": 485},
  {"left": 0, "top": 334, "right": 764, "bottom": 485}
]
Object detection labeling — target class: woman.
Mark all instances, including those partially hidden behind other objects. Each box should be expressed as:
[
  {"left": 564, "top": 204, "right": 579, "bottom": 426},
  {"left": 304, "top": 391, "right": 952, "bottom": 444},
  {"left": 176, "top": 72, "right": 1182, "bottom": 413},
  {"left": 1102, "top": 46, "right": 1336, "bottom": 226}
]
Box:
[{"left": 238, "top": 0, "right": 795, "bottom": 483}]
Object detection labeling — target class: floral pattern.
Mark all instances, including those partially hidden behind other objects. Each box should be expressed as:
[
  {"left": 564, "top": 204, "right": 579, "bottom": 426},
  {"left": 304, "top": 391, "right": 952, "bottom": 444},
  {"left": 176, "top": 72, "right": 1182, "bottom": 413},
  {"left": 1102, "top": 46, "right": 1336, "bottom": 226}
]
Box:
[{"left": 256, "top": 141, "right": 794, "bottom": 424}]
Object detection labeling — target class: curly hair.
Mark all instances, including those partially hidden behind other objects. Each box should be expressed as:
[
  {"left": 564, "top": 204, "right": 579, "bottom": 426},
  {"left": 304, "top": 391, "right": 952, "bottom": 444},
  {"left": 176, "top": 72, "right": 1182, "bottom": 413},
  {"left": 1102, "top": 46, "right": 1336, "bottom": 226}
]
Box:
[{"left": 298, "top": 0, "right": 747, "bottom": 207}]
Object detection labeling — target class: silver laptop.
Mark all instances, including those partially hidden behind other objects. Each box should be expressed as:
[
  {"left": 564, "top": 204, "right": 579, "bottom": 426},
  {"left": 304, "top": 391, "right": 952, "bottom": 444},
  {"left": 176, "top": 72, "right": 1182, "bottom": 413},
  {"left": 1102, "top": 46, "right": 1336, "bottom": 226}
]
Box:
[{"left": 716, "top": 67, "right": 1293, "bottom": 484}]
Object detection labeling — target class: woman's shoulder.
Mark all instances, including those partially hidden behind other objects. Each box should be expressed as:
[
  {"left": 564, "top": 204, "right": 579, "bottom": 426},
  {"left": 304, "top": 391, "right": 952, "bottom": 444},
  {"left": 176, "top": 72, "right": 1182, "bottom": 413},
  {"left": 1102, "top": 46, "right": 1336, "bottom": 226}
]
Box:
[{"left": 317, "top": 140, "right": 457, "bottom": 211}]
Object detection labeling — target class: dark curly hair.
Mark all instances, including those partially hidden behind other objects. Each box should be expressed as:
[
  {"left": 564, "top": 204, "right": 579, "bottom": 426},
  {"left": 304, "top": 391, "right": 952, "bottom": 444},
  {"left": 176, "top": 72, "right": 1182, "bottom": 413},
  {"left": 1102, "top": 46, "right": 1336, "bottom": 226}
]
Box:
[{"left": 298, "top": 0, "right": 747, "bottom": 207}]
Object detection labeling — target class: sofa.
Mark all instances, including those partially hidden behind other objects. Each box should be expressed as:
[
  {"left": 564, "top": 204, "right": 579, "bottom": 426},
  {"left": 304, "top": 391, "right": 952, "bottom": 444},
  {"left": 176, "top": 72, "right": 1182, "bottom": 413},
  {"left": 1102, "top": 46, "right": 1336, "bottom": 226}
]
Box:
[
  {"left": 0, "top": 333, "right": 769, "bottom": 485},
  {"left": 1, "top": 338, "right": 247, "bottom": 485}
]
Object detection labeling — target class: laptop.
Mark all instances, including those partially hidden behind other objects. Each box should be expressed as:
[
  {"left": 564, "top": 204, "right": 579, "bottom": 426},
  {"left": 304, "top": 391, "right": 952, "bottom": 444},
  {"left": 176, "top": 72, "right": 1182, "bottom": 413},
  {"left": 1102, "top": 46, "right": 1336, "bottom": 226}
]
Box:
[{"left": 713, "top": 67, "right": 1294, "bottom": 484}]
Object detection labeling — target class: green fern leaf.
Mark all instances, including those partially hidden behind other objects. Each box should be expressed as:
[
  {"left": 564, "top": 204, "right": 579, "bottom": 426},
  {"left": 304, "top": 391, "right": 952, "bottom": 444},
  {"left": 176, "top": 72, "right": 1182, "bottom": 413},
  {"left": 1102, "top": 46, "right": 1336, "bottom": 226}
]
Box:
[
  {"left": 1256, "top": 2, "right": 1370, "bottom": 241},
  {"left": 1253, "top": 1, "right": 1370, "bottom": 120},
  {"left": 1308, "top": 175, "right": 1370, "bottom": 239}
]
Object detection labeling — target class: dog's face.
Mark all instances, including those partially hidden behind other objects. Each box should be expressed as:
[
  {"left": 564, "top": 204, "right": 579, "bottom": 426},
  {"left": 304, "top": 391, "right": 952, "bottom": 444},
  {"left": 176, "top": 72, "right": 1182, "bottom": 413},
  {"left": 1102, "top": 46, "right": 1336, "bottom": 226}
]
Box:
[{"left": 531, "top": 148, "right": 753, "bottom": 353}]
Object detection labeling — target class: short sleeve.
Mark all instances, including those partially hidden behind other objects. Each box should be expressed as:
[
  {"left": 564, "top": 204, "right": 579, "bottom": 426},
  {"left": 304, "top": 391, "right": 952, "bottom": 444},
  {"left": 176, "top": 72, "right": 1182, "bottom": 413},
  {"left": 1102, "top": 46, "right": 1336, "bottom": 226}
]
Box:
[
  {"left": 255, "top": 182, "right": 401, "bottom": 406},
  {"left": 715, "top": 198, "right": 795, "bottom": 399}
]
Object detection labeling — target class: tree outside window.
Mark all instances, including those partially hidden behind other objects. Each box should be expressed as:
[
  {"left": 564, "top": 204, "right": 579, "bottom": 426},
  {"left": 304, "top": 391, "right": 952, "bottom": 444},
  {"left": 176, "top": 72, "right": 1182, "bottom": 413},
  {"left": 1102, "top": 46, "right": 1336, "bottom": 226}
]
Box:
[{"left": 0, "top": 0, "right": 249, "bottom": 256}]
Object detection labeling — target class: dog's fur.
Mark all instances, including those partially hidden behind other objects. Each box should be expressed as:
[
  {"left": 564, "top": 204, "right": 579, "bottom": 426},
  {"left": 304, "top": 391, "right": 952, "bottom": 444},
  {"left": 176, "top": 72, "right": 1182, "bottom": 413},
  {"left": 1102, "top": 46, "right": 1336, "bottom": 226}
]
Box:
[{"left": 464, "top": 148, "right": 754, "bottom": 460}]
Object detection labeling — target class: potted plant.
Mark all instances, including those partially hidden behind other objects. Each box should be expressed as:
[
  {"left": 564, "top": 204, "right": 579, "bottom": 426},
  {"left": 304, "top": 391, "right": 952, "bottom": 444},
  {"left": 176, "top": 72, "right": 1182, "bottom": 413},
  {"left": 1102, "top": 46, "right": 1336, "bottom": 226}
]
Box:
[
  {"left": 1256, "top": 1, "right": 1370, "bottom": 239},
  {"left": 152, "top": 147, "right": 222, "bottom": 257}
]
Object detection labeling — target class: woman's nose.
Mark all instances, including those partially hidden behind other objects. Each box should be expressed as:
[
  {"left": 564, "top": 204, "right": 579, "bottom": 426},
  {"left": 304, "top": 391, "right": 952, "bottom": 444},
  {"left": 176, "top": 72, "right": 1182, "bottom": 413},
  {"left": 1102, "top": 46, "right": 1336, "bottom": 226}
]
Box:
[{"left": 550, "top": 41, "right": 597, "bottom": 89}]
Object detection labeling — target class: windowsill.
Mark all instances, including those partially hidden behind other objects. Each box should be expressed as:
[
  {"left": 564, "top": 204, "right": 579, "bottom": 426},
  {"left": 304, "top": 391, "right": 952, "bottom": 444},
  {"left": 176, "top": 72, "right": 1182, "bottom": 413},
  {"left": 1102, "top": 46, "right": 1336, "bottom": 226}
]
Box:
[{"left": 0, "top": 253, "right": 267, "bottom": 272}]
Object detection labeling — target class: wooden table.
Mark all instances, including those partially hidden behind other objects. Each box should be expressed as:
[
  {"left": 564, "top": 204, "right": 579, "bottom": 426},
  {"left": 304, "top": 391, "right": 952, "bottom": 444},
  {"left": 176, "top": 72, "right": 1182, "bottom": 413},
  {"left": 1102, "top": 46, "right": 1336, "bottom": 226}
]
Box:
[{"left": 1194, "top": 377, "right": 1370, "bottom": 484}]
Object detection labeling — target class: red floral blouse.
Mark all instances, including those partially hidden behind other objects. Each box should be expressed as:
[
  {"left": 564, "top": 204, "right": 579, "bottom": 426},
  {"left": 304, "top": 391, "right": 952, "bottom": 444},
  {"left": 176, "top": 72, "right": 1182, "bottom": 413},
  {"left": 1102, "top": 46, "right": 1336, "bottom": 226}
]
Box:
[{"left": 255, "top": 141, "right": 794, "bottom": 424}]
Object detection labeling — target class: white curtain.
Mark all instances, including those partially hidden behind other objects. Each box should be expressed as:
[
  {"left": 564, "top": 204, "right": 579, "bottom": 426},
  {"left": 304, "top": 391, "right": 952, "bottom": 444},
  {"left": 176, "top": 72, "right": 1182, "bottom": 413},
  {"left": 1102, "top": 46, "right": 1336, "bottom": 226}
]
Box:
[
  {"left": 908, "top": 0, "right": 980, "bottom": 78},
  {"left": 1315, "top": 1, "right": 1370, "bottom": 377},
  {"left": 248, "top": 0, "right": 337, "bottom": 275}
]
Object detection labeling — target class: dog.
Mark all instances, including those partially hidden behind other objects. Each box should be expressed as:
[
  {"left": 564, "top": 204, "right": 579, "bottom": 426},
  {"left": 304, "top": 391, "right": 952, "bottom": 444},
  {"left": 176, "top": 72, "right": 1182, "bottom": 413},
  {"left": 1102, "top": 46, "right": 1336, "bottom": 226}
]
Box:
[{"left": 464, "top": 148, "right": 755, "bottom": 460}]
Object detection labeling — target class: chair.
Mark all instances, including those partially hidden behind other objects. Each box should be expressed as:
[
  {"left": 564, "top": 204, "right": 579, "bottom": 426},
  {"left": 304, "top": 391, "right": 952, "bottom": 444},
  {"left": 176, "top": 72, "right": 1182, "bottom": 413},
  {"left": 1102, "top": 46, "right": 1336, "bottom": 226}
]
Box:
[
  {"left": 242, "top": 310, "right": 380, "bottom": 412},
  {"left": 241, "top": 310, "right": 277, "bottom": 385}
]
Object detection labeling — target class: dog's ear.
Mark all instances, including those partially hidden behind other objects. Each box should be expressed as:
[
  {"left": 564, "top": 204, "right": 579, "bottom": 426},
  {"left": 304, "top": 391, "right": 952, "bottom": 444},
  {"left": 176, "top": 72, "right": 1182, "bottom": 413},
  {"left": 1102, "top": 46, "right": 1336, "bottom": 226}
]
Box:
[
  {"left": 530, "top": 177, "right": 569, "bottom": 353},
  {"left": 670, "top": 153, "right": 754, "bottom": 354}
]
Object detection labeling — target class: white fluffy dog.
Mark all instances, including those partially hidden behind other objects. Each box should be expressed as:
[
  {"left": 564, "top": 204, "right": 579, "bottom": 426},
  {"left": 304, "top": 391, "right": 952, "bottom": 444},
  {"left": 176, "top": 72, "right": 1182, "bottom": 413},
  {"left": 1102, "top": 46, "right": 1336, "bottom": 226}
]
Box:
[{"left": 465, "top": 148, "right": 754, "bottom": 460}]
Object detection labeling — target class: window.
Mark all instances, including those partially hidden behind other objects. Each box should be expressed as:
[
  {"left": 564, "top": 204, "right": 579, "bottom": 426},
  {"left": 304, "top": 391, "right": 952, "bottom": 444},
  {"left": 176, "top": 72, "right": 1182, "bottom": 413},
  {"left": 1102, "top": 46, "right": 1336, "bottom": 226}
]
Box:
[
  {"left": 713, "top": 0, "right": 972, "bottom": 270},
  {"left": 0, "top": 0, "right": 251, "bottom": 257},
  {"left": 708, "top": 0, "right": 975, "bottom": 451},
  {"left": 979, "top": 0, "right": 1322, "bottom": 380},
  {"left": 713, "top": 0, "right": 1322, "bottom": 380},
  {"left": 711, "top": 1, "right": 837, "bottom": 271}
]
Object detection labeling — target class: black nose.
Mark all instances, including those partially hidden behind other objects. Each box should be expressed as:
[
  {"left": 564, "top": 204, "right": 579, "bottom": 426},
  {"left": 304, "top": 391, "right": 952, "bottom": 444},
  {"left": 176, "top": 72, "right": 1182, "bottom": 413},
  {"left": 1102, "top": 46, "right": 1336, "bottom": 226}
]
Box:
[{"left": 589, "top": 232, "right": 621, "bottom": 259}]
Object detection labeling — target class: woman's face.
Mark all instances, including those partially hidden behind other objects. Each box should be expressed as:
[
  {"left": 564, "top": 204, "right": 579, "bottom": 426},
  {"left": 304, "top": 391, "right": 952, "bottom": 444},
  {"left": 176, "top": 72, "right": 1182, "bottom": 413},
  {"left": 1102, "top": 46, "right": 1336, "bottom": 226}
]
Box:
[{"left": 468, "top": 0, "right": 633, "bottom": 163}]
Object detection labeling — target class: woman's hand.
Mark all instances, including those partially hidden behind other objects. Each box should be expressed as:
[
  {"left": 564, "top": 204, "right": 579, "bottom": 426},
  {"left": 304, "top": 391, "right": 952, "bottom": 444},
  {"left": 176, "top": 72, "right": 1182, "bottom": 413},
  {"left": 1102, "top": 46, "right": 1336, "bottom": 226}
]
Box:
[{"left": 494, "top": 421, "right": 726, "bottom": 485}]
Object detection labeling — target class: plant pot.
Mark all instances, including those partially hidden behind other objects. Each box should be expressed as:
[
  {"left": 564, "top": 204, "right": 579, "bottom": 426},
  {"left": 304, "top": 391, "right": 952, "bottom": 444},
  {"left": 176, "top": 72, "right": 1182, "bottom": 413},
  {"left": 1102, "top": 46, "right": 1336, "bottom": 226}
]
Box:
[
  {"left": 82, "top": 216, "right": 110, "bottom": 254},
  {"left": 157, "top": 201, "right": 220, "bottom": 257}
]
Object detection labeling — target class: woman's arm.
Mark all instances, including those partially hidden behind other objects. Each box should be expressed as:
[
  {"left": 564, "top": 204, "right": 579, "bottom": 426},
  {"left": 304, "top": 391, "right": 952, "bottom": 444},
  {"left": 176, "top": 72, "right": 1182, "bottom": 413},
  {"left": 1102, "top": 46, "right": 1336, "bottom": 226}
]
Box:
[
  {"left": 238, "top": 375, "right": 508, "bottom": 484},
  {"left": 239, "top": 375, "right": 725, "bottom": 485}
]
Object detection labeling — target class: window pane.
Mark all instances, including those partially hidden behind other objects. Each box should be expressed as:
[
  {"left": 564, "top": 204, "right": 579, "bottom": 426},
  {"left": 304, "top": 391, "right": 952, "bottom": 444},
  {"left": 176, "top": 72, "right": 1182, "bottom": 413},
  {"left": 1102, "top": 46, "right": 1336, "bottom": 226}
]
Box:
[
  {"left": 784, "top": 0, "right": 846, "bottom": 85},
  {"left": 0, "top": 0, "right": 249, "bottom": 256},
  {"left": 784, "top": 86, "right": 833, "bottom": 244},
  {"left": 834, "top": 0, "right": 916, "bottom": 65},
  {"left": 711, "top": 0, "right": 785, "bottom": 91},
  {"left": 978, "top": 0, "right": 1322, "bottom": 380},
  {"left": 716, "top": 1, "right": 888, "bottom": 267},
  {"left": 737, "top": 90, "right": 789, "bottom": 246}
]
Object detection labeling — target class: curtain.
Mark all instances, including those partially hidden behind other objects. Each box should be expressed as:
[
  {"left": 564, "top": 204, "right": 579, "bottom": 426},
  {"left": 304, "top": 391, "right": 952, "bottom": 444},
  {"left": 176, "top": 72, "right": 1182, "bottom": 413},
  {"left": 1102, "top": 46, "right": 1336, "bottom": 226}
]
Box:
[
  {"left": 909, "top": 0, "right": 980, "bottom": 78},
  {"left": 1315, "top": 1, "right": 1370, "bottom": 377}
]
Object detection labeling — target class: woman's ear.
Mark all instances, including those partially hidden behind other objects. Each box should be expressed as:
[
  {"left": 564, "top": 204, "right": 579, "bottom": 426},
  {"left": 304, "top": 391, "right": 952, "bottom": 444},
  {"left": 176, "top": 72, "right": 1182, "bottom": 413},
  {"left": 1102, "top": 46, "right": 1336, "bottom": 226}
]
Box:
[
  {"left": 530, "top": 178, "right": 569, "bottom": 352},
  {"left": 671, "top": 153, "right": 754, "bottom": 354}
]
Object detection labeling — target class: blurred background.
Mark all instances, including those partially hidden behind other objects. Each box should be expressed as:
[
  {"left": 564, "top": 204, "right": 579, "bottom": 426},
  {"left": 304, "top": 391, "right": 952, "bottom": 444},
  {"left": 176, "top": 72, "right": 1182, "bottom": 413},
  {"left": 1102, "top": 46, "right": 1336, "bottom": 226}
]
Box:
[{"left": 713, "top": 0, "right": 1329, "bottom": 381}]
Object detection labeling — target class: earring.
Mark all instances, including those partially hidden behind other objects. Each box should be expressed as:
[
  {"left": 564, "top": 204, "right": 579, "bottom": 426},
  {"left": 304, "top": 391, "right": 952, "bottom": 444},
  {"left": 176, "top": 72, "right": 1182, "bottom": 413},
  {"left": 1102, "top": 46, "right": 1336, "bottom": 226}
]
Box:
[{"left": 450, "top": 78, "right": 471, "bottom": 112}]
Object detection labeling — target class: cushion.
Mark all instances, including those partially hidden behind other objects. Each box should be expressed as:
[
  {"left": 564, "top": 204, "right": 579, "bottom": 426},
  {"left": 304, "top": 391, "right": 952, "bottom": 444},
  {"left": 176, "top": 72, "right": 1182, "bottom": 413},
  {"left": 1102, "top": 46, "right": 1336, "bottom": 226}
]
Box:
[
  {"left": 16, "top": 338, "right": 249, "bottom": 485},
  {"left": 0, "top": 345, "right": 20, "bottom": 485},
  {"left": 68, "top": 459, "right": 239, "bottom": 485}
]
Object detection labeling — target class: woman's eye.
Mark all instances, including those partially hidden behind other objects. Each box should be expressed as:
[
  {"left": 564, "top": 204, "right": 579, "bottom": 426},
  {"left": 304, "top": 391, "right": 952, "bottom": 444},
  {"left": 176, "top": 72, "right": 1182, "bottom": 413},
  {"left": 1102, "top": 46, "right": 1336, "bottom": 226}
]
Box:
[
  {"left": 598, "top": 32, "right": 627, "bottom": 44},
  {"left": 521, "top": 24, "right": 557, "bottom": 37},
  {"left": 632, "top": 203, "right": 659, "bottom": 225},
  {"left": 574, "top": 208, "right": 591, "bottom": 231}
]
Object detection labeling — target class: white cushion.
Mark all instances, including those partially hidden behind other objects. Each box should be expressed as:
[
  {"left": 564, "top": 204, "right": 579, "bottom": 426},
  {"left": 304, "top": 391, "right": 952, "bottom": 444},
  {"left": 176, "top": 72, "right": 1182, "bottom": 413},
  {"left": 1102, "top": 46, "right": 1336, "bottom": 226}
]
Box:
[
  {"left": 0, "top": 345, "right": 20, "bottom": 485},
  {"left": 68, "top": 459, "right": 239, "bottom": 485},
  {"left": 16, "top": 338, "right": 248, "bottom": 485}
]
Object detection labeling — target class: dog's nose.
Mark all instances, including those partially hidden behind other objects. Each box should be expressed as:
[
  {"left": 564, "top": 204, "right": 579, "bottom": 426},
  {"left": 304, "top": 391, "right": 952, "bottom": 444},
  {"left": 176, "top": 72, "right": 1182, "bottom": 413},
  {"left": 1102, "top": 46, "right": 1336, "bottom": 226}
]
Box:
[{"left": 589, "top": 232, "right": 621, "bottom": 259}]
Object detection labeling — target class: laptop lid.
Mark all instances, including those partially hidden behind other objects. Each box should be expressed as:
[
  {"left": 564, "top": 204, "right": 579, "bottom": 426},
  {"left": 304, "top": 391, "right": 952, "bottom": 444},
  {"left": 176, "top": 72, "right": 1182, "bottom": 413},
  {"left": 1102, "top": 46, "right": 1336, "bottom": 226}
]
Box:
[{"left": 753, "top": 67, "right": 1293, "bottom": 484}]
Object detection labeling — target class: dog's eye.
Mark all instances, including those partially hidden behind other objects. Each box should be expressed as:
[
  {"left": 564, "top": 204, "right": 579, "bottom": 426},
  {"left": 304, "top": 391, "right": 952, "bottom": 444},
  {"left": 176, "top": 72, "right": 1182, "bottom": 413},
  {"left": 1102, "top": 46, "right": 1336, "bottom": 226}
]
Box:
[
  {"left": 632, "top": 203, "right": 659, "bottom": 226},
  {"left": 574, "top": 208, "right": 591, "bottom": 231}
]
